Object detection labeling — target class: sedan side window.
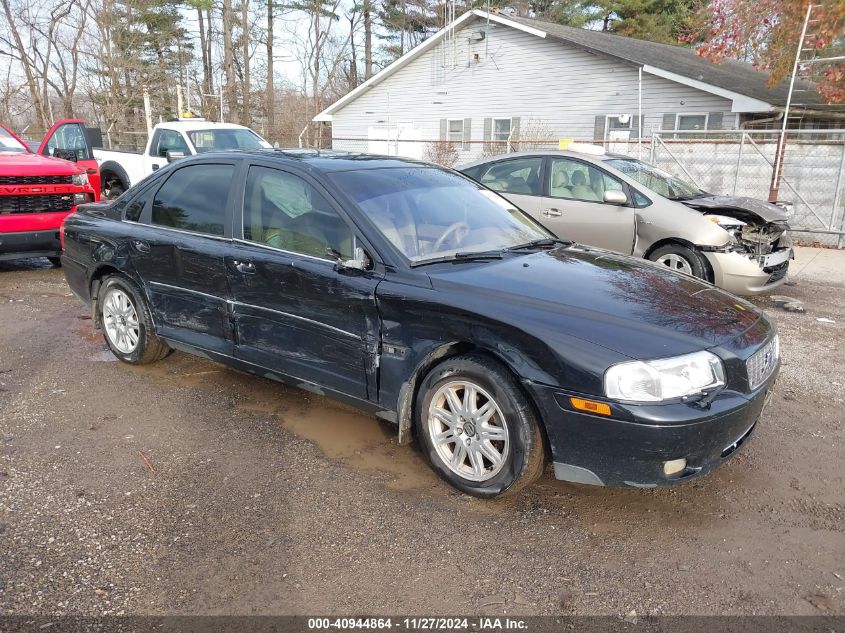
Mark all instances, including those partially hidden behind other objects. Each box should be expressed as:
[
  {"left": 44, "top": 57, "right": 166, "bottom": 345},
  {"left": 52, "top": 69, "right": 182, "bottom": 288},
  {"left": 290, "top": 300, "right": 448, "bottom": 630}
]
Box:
[
  {"left": 151, "top": 164, "right": 234, "bottom": 236},
  {"left": 478, "top": 157, "right": 543, "bottom": 196},
  {"left": 549, "top": 158, "right": 625, "bottom": 203},
  {"left": 242, "top": 166, "right": 353, "bottom": 260}
]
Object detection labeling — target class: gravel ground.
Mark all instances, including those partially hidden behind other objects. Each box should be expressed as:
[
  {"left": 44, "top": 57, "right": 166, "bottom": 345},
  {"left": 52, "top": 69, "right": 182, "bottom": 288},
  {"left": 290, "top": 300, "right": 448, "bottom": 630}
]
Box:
[{"left": 0, "top": 252, "right": 843, "bottom": 617}]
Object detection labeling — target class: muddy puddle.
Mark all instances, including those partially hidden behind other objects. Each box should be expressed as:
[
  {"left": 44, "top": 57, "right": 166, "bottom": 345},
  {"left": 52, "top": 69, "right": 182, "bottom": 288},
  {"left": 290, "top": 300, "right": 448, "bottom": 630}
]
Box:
[{"left": 92, "top": 345, "right": 441, "bottom": 492}]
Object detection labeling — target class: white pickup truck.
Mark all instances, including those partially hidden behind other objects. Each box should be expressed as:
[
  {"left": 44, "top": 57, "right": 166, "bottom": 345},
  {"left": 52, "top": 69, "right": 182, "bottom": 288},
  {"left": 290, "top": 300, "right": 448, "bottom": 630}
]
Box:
[{"left": 94, "top": 118, "right": 271, "bottom": 198}]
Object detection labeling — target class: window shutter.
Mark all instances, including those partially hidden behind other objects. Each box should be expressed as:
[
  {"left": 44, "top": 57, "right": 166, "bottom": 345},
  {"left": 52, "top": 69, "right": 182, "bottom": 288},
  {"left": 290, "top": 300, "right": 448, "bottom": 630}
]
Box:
[
  {"left": 708, "top": 112, "right": 724, "bottom": 130},
  {"left": 463, "top": 118, "right": 472, "bottom": 146},
  {"left": 439, "top": 119, "right": 447, "bottom": 141},
  {"left": 510, "top": 117, "right": 521, "bottom": 140},
  {"left": 483, "top": 117, "right": 492, "bottom": 141},
  {"left": 594, "top": 115, "right": 606, "bottom": 142},
  {"left": 661, "top": 113, "right": 676, "bottom": 132}
]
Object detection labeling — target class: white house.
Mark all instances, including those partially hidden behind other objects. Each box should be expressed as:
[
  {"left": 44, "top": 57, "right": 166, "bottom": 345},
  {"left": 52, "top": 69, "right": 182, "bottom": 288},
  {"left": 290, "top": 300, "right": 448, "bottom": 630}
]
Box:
[{"left": 314, "top": 10, "right": 840, "bottom": 161}]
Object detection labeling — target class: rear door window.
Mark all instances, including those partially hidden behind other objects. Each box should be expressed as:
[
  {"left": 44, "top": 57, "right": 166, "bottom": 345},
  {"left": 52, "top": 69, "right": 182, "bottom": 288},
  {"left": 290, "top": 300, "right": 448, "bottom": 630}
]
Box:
[
  {"left": 477, "top": 157, "right": 543, "bottom": 196},
  {"left": 151, "top": 164, "right": 234, "bottom": 236}
]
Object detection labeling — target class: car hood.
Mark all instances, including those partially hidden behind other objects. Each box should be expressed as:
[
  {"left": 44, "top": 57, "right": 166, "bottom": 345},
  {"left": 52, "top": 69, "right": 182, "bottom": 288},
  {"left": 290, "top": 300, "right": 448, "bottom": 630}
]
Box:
[
  {"left": 426, "top": 245, "right": 764, "bottom": 360},
  {"left": 680, "top": 195, "right": 789, "bottom": 225},
  {"left": 0, "top": 151, "right": 84, "bottom": 175}
]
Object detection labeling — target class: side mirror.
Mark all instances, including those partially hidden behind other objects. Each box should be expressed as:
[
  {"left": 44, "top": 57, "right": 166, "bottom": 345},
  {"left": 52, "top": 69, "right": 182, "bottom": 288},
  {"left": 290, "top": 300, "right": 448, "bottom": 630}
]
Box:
[
  {"left": 166, "top": 150, "right": 186, "bottom": 163},
  {"left": 328, "top": 246, "right": 369, "bottom": 271},
  {"left": 603, "top": 190, "right": 628, "bottom": 205}
]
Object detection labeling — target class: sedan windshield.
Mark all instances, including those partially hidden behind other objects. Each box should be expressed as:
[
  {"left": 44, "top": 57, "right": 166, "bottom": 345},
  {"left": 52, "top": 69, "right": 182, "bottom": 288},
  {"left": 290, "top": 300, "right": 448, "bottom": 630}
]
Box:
[
  {"left": 0, "top": 128, "right": 29, "bottom": 153},
  {"left": 329, "top": 167, "right": 552, "bottom": 263},
  {"left": 188, "top": 128, "right": 272, "bottom": 153},
  {"left": 605, "top": 158, "right": 703, "bottom": 200}
]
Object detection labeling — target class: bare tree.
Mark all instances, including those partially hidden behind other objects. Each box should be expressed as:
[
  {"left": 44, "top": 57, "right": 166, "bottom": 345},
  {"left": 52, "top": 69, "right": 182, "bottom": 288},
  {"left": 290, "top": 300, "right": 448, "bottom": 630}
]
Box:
[{"left": 1, "top": 0, "right": 50, "bottom": 129}]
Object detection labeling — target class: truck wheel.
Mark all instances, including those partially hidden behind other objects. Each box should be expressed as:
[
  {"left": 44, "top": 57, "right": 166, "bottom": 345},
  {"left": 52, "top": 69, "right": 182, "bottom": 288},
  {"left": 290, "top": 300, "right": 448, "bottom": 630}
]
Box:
[
  {"left": 98, "top": 275, "right": 169, "bottom": 364},
  {"left": 102, "top": 175, "right": 126, "bottom": 200},
  {"left": 648, "top": 244, "right": 708, "bottom": 280},
  {"left": 415, "top": 355, "right": 546, "bottom": 498}
]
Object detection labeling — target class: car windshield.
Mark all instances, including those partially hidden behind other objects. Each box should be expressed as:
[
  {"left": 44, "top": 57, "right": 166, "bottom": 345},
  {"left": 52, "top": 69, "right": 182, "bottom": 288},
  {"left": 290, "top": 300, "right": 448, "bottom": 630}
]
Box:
[
  {"left": 0, "top": 128, "right": 29, "bottom": 153},
  {"left": 188, "top": 128, "right": 272, "bottom": 153},
  {"left": 329, "top": 167, "right": 552, "bottom": 263},
  {"left": 605, "top": 158, "right": 703, "bottom": 200}
]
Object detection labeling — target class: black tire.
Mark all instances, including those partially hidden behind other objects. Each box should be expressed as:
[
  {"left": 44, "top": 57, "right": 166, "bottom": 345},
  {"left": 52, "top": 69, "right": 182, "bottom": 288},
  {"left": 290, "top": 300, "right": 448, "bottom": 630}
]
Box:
[
  {"left": 97, "top": 275, "right": 169, "bottom": 364},
  {"left": 100, "top": 165, "right": 129, "bottom": 200},
  {"left": 47, "top": 257, "right": 62, "bottom": 267},
  {"left": 647, "top": 243, "right": 708, "bottom": 280},
  {"left": 415, "top": 355, "right": 546, "bottom": 498}
]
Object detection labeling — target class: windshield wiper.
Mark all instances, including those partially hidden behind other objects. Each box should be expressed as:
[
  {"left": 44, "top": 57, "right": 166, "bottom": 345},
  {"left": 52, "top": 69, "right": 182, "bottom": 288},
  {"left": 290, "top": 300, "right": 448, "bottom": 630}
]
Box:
[
  {"left": 507, "top": 238, "right": 571, "bottom": 251},
  {"left": 410, "top": 250, "right": 504, "bottom": 267}
]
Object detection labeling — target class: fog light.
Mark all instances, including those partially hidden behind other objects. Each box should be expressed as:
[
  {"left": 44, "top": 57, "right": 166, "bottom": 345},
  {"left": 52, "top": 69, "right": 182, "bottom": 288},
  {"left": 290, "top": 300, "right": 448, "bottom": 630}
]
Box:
[{"left": 663, "top": 458, "right": 687, "bottom": 476}]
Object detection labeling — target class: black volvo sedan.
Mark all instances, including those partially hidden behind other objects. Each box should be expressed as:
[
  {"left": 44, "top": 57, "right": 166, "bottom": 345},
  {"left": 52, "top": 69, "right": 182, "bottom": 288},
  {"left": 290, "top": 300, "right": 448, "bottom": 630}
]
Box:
[{"left": 60, "top": 150, "right": 780, "bottom": 497}]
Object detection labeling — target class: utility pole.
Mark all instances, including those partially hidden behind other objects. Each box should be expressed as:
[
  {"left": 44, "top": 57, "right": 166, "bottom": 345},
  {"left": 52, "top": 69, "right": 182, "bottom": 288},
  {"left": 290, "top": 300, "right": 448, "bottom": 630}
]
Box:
[{"left": 768, "top": 3, "right": 813, "bottom": 202}]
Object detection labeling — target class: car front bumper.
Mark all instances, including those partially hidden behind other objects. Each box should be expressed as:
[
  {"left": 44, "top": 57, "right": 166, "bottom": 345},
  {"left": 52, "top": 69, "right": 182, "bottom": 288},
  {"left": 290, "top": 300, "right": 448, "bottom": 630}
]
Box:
[
  {"left": 704, "top": 249, "right": 792, "bottom": 295},
  {"left": 0, "top": 229, "right": 62, "bottom": 261},
  {"left": 528, "top": 371, "right": 777, "bottom": 488}
]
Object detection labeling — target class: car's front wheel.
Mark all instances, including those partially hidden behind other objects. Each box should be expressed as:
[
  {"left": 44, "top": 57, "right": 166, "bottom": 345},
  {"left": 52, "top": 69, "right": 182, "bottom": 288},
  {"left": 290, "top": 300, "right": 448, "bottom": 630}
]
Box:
[
  {"left": 415, "top": 355, "right": 546, "bottom": 498},
  {"left": 98, "top": 275, "right": 169, "bottom": 364},
  {"left": 648, "top": 243, "right": 708, "bottom": 280}
]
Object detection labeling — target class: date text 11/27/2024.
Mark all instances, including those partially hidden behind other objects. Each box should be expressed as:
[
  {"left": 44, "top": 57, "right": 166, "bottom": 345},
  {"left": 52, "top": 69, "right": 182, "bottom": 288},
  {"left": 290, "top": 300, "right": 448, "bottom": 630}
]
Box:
[{"left": 307, "top": 618, "right": 528, "bottom": 630}]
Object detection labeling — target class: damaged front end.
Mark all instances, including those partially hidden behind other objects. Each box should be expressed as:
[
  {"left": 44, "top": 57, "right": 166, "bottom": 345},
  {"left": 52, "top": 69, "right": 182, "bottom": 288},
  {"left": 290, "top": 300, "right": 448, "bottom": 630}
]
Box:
[{"left": 683, "top": 196, "right": 794, "bottom": 294}]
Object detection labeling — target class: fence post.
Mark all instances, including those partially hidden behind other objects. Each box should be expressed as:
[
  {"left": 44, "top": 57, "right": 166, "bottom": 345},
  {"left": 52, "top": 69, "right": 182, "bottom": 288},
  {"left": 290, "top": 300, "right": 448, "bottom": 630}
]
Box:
[
  {"left": 732, "top": 133, "right": 745, "bottom": 196},
  {"left": 835, "top": 142, "right": 845, "bottom": 247},
  {"left": 649, "top": 133, "right": 656, "bottom": 164}
]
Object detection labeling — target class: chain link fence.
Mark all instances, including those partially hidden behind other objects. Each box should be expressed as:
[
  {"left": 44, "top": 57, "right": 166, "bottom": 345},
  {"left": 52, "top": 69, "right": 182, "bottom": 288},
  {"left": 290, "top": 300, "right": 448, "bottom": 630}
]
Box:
[{"left": 327, "top": 130, "right": 845, "bottom": 247}]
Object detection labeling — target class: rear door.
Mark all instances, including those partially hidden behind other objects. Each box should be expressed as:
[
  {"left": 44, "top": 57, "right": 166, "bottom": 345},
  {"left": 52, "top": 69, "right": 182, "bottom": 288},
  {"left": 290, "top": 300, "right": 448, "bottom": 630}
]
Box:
[
  {"left": 540, "top": 156, "right": 636, "bottom": 254},
  {"left": 470, "top": 156, "right": 545, "bottom": 217},
  {"left": 225, "top": 162, "right": 382, "bottom": 400},
  {"left": 38, "top": 119, "right": 101, "bottom": 199},
  {"left": 129, "top": 159, "right": 239, "bottom": 355}
]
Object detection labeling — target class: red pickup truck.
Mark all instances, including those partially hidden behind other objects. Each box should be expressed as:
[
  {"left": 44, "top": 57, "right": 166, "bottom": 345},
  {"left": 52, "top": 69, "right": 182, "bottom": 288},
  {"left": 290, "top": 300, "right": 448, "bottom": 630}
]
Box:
[{"left": 1, "top": 119, "right": 98, "bottom": 265}]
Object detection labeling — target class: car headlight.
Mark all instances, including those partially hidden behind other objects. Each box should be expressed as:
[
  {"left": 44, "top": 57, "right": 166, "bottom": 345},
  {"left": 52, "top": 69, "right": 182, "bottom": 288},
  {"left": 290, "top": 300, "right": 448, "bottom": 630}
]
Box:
[
  {"left": 704, "top": 214, "right": 745, "bottom": 231},
  {"left": 604, "top": 350, "right": 726, "bottom": 402},
  {"left": 71, "top": 173, "right": 87, "bottom": 186}
]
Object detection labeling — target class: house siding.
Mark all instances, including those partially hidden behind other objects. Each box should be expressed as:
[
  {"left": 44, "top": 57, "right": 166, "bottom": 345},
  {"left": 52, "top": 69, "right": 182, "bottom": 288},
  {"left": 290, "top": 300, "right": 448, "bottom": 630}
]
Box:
[{"left": 328, "top": 17, "right": 737, "bottom": 158}]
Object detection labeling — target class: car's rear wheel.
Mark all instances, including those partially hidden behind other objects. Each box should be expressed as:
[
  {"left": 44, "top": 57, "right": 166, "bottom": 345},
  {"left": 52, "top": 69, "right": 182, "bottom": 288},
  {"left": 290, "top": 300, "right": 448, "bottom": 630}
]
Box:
[
  {"left": 98, "top": 275, "right": 169, "bottom": 364},
  {"left": 415, "top": 355, "right": 545, "bottom": 498},
  {"left": 648, "top": 244, "right": 708, "bottom": 280}
]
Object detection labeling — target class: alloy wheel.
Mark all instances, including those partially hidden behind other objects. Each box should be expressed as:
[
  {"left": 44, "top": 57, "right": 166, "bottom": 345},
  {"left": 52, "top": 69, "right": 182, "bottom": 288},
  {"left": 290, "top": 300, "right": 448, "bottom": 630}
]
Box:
[
  {"left": 656, "top": 253, "right": 693, "bottom": 275},
  {"left": 103, "top": 288, "right": 140, "bottom": 354},
  {"left": 427, "top": 380, "right": 510, "bottom": 482}
]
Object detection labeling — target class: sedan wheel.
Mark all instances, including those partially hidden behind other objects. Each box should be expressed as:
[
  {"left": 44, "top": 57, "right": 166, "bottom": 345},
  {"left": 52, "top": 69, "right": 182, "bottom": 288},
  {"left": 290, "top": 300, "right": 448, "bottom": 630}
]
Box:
[
  {"left": 97, "top": 275, "right": 170, "bottom": 364},
  {"left": 647, "top": 243, "right": 708, "bottom": 280},
  {"left": 427, "top": 380, "right": 509, "bottom": 482},
  {"left": 655, "top": 252, "right": 693, "bottom": 275},
  {"left": 416, "top": 355, "right": 546, "bottom": 498},
  {"left": 102, "top": 288, "right": 140, "bottom": 354}
]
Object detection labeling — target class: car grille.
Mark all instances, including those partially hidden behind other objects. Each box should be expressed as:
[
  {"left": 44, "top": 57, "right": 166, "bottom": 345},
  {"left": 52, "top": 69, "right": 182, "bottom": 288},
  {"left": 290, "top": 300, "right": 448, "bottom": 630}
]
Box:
[
  {"left": 0, "top": 194, "right": 75, "bottom": 214},
  {"left": 0, "top": 175, "right": 73, "bottom": 185},
  {"left": 765, "top": 261, "right": 789, "bottom": 284},
  {"left": 746, "top": 336, "right": 779, "bottom": 391}
]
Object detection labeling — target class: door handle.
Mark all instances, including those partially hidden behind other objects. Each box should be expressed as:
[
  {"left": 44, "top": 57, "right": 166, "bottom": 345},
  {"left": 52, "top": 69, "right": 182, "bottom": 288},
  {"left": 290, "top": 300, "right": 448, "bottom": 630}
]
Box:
[
  {"left": 232, "top": 259, "right": 256, "bottom": 275},
  {"left": 542, "top": 208, "right": 562, "bottom": 217},
  {"left": 131, "top": 239, "right": 150, "bottom": 253}
]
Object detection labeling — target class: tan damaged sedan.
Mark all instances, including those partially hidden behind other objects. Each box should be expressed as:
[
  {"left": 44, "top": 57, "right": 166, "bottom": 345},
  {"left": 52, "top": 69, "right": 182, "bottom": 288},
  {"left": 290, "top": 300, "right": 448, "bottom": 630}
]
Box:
[{"left": 459, "top": 149, "right": 792, "bottom": 295}]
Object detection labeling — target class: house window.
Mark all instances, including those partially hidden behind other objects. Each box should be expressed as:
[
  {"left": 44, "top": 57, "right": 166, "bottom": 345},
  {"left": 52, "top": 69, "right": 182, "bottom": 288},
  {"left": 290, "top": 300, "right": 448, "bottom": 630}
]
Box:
[
  {"left": 493, "top": 118, "right": 511, "bottom": 142},
  {"left": 448, "top": 119, "right": 465, "bottom": 148},
  {"left": 676, "top": 114, "right": 708, "bottom": 138},
  {"left": 605, "top": 115, "right": 632, "bottom": 141}
]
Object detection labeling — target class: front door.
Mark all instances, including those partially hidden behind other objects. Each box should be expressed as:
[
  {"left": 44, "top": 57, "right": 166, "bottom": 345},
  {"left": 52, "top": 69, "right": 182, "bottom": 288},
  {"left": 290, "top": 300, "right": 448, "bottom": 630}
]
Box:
[
  {"left": 129, "top": 160, "right": 239, "bottom": 355},
  {"left": 38, "top": 119, "right": 101, "bottom": 198},
  {"left": 541, "top": 156, "right": 636, "bottom": 254},
  {"left": 144, "top": 128, "right": 190, "bottom": 175},
  {"left": 226, "top": 164, "right": 381, "bottom": 400},
  {"left": 472, "top": 156, "right": 545, "bottom": 217}
]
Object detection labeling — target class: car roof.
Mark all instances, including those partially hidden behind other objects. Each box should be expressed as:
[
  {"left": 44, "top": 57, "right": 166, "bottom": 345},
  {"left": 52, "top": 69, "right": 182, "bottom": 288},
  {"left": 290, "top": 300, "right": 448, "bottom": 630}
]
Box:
[
  {"left": 458, "top": 150, "right": 639, "bottom": 169},
  {"left": 158, "top": 120, "right": 256, "bottom": 132},
  {"left": 184, "top": 148, "right": 436, "bottom": 173}
]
